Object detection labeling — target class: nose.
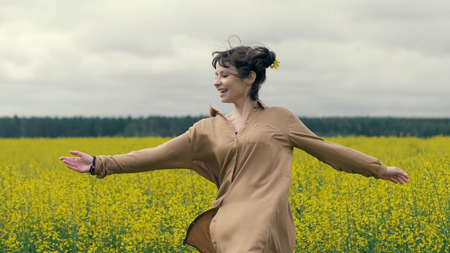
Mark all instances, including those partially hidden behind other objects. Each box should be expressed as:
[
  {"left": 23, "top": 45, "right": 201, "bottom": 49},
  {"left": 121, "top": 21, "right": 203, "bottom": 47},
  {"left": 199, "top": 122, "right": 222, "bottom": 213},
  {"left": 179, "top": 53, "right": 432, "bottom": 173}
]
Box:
[{"left": 213, "top": 77, "right": 221, "bottom": 87}]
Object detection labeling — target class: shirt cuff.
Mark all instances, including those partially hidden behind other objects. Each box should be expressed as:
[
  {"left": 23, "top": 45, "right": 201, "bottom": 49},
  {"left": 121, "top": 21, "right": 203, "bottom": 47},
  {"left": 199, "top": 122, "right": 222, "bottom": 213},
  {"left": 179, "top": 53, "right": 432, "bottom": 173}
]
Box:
[{"left": 374, "top": 163, "right": 388, "bottom": 179}]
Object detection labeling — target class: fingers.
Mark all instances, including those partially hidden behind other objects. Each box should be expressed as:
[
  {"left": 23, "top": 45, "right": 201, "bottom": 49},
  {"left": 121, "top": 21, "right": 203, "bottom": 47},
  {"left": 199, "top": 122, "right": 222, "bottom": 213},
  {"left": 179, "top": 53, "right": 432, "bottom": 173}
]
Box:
[
  {"left": 399, "top": 174, "right": 409, "bottom": 183},
  {"left": 59, "top": 156, "right": 78, "bottom": 169},
  {"left": 387, "top": 178, "right": 399, "bottom": 184},
  {"left": 390, "top": 176, "right": 405, "bottom": 184},
  {"left": 59, "top": 158, "right": 79, "bottom": 171},
  {"left": 59, "top": 156, "right": 78, "bottom": 164},
  {"left": 395, "top": 169, "right": 409, "bottom": 184},
  {"left": 63, "top": 158, "right": 78, "bottom": 167},
  {"left": 65, "top": 163, "right": 80, "bottom": 171},
  {"left": 69, "top": 150, "right": 85, "bottom": 157},
  {"left": 59, "top": 151, "right": 91, "bottom": 173},
  {"left": 59, "top": 156, "right": 72, "bottom": 163},
  {"left": 393, "top": 173, "right": 409, "bottom": 184},
  {"left": 383, "top": 167, "right": 410, "bottom": 185},
  {"left": 59, "top": 151, "right": 82, "bottom": 161}
]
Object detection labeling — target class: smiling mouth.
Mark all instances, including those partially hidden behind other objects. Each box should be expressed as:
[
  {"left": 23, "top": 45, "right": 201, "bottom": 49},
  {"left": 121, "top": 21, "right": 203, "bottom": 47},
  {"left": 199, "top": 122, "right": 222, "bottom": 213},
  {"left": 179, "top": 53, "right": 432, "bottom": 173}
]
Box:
[{"left": 218, "top": 88, "right": 228, "bottom": 94}]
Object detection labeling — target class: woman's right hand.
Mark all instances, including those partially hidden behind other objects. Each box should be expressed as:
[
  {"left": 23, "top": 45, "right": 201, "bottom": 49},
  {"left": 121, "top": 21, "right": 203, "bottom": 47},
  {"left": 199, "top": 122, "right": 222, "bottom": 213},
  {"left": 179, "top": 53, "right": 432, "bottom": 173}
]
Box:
[{"left": 59, "top": 150, "right": 93, "bottom": 173}]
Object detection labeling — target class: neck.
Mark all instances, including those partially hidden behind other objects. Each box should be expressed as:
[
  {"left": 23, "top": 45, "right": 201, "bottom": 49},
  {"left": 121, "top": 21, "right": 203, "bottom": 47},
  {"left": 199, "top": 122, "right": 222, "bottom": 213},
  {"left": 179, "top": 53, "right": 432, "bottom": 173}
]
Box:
[{"left": 231, "top": 97, "right": 257, "bottom": 119}]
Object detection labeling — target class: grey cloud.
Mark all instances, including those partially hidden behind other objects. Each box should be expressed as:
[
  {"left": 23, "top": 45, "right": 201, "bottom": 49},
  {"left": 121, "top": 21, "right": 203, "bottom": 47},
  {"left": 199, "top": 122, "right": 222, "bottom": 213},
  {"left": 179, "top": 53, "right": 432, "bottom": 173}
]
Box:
[{"left": 0, "top": 0, "right": 449, "bottom": 118}]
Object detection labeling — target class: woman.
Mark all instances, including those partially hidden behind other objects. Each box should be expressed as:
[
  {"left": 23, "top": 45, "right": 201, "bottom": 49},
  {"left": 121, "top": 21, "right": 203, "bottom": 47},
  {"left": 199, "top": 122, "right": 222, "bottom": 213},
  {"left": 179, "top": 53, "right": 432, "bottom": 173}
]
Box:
[{"left": 60, "top": 45, "right": 409, "bottom": 253}]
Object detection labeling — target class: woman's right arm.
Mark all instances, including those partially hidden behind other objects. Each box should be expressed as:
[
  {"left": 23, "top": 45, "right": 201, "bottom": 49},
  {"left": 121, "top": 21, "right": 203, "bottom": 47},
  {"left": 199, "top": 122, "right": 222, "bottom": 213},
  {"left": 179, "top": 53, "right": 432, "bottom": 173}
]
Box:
[{"left": 60, "top": 132, "right": 194, "bottom": 179}]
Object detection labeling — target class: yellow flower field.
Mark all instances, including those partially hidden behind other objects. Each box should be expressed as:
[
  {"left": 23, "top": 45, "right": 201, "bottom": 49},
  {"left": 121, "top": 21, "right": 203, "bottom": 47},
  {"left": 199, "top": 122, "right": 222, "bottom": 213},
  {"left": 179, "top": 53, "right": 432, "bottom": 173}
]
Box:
[{"left": 0, "top": 136, "right": 449, "bottom": 252}]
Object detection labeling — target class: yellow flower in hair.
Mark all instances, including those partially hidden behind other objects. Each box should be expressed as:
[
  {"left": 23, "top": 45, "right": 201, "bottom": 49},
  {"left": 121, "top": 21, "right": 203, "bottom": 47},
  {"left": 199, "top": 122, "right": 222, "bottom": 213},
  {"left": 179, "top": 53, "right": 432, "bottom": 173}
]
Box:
[{"left": 270, "top": 59, "right": 280, "bottom": 69}]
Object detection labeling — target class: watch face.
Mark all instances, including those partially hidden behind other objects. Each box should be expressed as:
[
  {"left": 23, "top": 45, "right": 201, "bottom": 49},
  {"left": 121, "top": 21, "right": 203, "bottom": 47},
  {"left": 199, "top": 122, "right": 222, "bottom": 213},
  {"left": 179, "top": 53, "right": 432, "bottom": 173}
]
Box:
[
  {"left": 89, "top": 156, "right": 96, "bottom": 175},
  {"left": 89, "top": 166, "right": 95, "bottom": 175}
]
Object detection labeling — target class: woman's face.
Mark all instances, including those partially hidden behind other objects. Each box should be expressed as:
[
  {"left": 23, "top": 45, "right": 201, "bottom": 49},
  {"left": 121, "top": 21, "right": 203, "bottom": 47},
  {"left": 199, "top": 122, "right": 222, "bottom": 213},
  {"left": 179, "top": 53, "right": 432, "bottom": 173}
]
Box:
[{"left": 214, "top": 63, "right": 252, "bottom": 104}]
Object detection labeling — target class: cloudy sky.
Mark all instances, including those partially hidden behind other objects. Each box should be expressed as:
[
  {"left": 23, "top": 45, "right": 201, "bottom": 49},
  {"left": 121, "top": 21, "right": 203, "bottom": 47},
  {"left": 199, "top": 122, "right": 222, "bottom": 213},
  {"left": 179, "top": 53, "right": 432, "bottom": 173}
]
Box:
[{"left": 1, "top": 0, "right": 449, "bottom": 118}]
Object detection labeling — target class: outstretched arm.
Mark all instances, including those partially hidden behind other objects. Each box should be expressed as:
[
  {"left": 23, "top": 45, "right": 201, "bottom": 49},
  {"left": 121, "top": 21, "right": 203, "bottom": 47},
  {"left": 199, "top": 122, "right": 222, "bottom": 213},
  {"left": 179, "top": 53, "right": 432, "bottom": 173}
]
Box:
[
  {"left": 287, "top": 111, "right": 409, "bottom": 184},
  {"left": 58, "top": 132, "right": 193, "bottom": 179},
  {"left": 58, "top": 121, "right": 217, "bottom": 183}
]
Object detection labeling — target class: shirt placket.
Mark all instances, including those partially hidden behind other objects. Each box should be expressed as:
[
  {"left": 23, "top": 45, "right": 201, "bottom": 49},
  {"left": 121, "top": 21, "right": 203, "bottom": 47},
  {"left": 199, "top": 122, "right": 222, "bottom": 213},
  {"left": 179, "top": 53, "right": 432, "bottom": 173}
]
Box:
[
  {"left": 220, "top": 114, "right": 243, "bottom": 183},
  {"left": 210, "top": 106, "right": 261, "bottom": 251}
]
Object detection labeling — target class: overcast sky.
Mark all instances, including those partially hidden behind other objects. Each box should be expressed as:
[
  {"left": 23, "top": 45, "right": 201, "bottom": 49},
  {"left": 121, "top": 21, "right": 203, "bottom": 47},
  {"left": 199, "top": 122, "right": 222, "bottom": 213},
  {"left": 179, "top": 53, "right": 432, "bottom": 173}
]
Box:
[{"left": 1, "top": 0, "right": 449, "bottom": 118}]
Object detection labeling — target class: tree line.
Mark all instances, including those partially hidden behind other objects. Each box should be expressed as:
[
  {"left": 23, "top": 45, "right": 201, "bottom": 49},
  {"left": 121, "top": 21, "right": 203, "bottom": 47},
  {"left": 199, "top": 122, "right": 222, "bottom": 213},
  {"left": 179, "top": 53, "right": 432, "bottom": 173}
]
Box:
[{"left": 0, "top": 116, "right": 448, "bottom": 138}]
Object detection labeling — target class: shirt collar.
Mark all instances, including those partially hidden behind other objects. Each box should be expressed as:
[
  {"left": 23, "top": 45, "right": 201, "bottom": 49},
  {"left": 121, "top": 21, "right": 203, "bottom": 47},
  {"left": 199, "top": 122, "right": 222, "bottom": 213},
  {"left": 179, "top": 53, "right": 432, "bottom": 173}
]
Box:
[
  {"left": 209, "top": 103, "right": 219, "bottom": 117},
  {"left": 209, "top": 100, "right": 266, "bottom": 117},
  {"left": 256, "top": 100, "right": 267, "bottom": 109}
]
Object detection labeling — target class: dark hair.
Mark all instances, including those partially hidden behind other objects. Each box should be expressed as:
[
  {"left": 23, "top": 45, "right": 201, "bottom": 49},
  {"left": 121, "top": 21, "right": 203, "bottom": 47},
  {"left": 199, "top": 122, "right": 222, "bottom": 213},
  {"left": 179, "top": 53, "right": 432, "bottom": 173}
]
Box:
[{"left": 212, "top": 46, "right": 276, "bottom": 101}]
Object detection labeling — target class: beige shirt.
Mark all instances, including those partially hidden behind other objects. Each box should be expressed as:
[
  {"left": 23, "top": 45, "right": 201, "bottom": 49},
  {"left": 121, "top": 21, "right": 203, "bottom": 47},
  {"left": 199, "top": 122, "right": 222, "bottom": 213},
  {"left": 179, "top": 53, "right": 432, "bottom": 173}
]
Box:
[{"left": 95, "top": 101, "right": 387, "bottom": 253}]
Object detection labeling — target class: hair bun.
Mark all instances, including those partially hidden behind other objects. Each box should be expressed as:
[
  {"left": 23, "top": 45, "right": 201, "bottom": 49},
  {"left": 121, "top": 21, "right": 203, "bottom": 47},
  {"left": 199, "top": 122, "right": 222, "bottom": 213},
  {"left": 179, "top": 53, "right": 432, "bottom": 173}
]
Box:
[
  {"left": 252, "top": 47, "right": 276, "bottom": 68},
  {"left": 265, "top": 51, "right": 276, "bottom": 69}
]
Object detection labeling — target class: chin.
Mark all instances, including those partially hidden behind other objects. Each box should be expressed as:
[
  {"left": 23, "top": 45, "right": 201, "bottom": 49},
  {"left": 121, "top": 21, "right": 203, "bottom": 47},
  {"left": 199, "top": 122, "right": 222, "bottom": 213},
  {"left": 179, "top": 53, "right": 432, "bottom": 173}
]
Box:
[{"left": 220, "top": 98, "right": 232, "bottom": 103}]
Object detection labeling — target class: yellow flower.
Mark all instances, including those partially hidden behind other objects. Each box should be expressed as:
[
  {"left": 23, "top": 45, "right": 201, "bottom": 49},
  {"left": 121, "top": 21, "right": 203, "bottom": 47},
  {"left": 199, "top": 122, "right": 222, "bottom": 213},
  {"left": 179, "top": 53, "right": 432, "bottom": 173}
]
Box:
[
  {"left": 270, "top": 59, "right": 280, "bottom": 69},
  {"left": 1, "top": 136, "right": 449, "bottom": 252}
]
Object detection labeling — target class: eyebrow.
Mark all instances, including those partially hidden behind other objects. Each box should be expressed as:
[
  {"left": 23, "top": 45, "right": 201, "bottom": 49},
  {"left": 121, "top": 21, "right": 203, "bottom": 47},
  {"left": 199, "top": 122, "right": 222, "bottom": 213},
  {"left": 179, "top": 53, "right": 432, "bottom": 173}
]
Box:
[{"left": 215, "top": 70, "right": 233, "bottom": 76}]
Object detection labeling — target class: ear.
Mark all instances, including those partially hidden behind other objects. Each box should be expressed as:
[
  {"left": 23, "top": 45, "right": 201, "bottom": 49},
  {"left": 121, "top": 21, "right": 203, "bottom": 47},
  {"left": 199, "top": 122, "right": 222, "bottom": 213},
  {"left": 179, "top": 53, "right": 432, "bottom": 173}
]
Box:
[{"left": 247, "top": 71, "right": 256, "bottom": 85}]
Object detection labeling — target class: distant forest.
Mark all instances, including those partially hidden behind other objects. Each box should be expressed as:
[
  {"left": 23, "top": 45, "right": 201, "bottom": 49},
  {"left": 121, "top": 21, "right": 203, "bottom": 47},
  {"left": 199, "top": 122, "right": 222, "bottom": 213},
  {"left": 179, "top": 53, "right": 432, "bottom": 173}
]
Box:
[{"left": 0, "top": 116, "right": 448, "bottom": 138}]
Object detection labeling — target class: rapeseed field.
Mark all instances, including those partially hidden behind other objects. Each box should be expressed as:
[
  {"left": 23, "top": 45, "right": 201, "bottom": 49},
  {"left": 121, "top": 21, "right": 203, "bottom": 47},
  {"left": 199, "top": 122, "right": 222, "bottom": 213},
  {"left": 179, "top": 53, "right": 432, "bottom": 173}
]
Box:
[{"left": 0, "top": 136, "right": 448, "bottom": 252}]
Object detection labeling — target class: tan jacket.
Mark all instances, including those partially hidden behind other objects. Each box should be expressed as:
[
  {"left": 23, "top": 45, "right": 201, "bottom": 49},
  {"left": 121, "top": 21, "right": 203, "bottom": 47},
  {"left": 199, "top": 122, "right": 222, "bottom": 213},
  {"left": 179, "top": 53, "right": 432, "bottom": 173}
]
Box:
[{"left": 94, "top": 101, "right": 387, "bottom": 253}]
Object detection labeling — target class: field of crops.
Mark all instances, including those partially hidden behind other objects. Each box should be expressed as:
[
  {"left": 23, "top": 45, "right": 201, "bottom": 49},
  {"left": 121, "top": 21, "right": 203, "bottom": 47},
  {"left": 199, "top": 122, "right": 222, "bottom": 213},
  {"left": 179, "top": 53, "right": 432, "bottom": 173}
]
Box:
[{"left": 1, "top": 136, "right": 449, "bottom": 252}]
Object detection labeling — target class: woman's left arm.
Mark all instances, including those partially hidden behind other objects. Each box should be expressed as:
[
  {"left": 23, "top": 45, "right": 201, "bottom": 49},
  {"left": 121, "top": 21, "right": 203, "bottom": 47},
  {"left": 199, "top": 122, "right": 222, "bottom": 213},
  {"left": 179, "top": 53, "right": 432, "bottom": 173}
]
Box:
[{"left": 287, "top": 112, "right": 408, "bottom": 184}]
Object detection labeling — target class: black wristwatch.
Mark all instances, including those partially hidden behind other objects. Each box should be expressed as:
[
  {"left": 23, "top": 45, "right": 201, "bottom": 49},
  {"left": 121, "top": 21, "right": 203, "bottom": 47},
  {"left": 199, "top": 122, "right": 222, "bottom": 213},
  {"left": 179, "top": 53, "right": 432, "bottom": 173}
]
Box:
[{"left": 89, "top": 156, "right": 96, "bottom": 175}]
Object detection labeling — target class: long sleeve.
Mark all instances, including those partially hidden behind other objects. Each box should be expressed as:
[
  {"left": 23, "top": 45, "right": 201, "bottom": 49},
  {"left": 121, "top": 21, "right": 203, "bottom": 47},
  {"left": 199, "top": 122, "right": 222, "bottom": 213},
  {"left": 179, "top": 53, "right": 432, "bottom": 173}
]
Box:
[
  {"left": 288, "top": 112, "right": 387, "bottom": 179},
  {"left": 94, "top": 131, "right": 194, "bottom": 179}
]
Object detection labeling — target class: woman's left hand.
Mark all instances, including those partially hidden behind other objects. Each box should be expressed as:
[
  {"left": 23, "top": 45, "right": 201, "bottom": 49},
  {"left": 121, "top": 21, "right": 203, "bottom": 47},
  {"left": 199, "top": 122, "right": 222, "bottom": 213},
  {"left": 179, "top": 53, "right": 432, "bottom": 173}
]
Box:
[{"left": 380, "top": 166, "right": 409, "bottom": 184}]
